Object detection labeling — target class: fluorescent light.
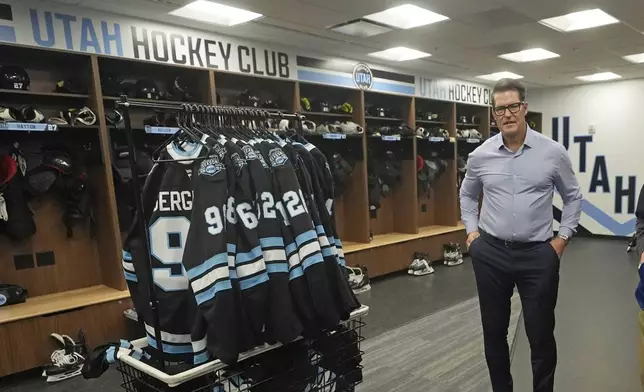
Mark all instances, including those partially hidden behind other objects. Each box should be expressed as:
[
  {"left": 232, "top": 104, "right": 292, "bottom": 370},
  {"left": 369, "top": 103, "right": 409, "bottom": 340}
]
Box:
[
  {"left": 623, "top": 53, "right": 644, "bottom": 64},
  {"left": 499, "top": 48, "right": 560, "bottom": 63},
  {"left": 363, "top": 4, "right": 449, "bottom": 29},
  {"left": 329, "top": 19, "right": 393, "bottom": 37},
  {"left": 575, "top": 72, "right": 622, "bottom": 82},
  {"left": 477, "top": 72, "right": 524, "bottom": 81},
  {"left": 368, "top": 47, "right": 431, "bottom": 62},
  {"left": 539, "top": 9, "right": 619, "bottom": 32},
  {"left": 169, "top": 0, "right": 262, "bottom": 26}
]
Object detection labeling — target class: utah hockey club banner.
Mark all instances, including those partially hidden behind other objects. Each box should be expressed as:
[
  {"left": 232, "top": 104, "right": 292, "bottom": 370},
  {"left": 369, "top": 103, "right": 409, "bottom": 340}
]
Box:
[{"left": 0, "top": 0, "right": 297, "bottom": 79}]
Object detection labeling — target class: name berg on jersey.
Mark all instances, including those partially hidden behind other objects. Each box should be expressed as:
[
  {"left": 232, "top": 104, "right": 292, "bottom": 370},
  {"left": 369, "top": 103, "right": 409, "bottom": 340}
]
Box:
[{"left": 154, "top": 191, "right": 193, "bottom": 212}]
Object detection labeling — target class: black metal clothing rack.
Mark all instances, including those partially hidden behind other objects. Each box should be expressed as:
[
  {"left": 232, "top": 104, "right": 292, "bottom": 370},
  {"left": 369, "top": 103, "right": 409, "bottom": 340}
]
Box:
[{"left": 114, "top": 96, "right": 306, "bottom": 371}]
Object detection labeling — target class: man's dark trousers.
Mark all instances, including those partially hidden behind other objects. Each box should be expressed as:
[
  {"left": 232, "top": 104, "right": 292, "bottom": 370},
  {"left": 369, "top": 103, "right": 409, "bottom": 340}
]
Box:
[{"left": 469, "top": 232, "right": 560, "bottom": 392}]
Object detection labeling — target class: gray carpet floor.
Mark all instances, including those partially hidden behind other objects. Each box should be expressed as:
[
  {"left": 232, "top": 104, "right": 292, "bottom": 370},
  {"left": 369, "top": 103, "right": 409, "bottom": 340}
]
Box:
[
  {"left": 357, "top": 294, "right": 522, "bottom": 392},
  {"left": 511, "top": 237, "right": 641, "bottom": 392}
]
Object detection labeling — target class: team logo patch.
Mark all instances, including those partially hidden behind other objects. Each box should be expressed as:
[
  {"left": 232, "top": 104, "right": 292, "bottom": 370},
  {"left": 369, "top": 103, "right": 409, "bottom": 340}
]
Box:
[
  {"left": 230, "top": 152, "right": 246, "bottom": 174},
  {"left": 268, "top": 148, "right": 288, "bottom": 167},
  {"left": 212, "top": 144, "right": 226, "bottom": 160},
  {"left": 198, "top": 157, "right": 224, "bottom": 177},
  {"left": 242, "top": 144, "right": 259, "bottom": 160}
]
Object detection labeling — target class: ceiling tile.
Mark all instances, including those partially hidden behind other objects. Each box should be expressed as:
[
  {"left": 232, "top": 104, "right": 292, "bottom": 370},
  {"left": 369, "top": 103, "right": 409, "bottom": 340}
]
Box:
[{"left": 454, "top": 7, "right": 536, "bottom": 30}]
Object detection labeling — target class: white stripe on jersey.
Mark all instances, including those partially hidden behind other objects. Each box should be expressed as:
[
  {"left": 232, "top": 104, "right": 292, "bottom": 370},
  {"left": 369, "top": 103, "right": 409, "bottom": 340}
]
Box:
[
  {"left": 192, "top": 336, "right": 207, "bottom": 352},
  {"left": 122, "top": 260, "right": 135, "bottom": 272},
  {"left": 191, "top": 265, "right": 229, "bottom": 293},
  {"left": 237, "top": 261, "right": 266, "bottom": 278},
  {"left": 318, "top": 235, "right": 331, "bottom": 248},
  {"left": 299, "top": 241, "right": 321, "bottom": 260},
  {"left": 336, "top": 246, "right": 345, "bottom": 258},
  {"left": 263, "top": 249, "right": 287, "bottom": 262},
  {"left": 288, "top": 253, "right": 302, "bottom": 269},
  {"left": 144, "top": 323, "right": 192, "bottom": 344}
]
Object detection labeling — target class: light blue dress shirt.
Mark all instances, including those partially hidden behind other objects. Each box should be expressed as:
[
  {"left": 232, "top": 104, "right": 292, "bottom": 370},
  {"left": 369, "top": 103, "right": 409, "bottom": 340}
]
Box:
[{"left": 459, "top": 127, "right": 583, "bottom": 242}]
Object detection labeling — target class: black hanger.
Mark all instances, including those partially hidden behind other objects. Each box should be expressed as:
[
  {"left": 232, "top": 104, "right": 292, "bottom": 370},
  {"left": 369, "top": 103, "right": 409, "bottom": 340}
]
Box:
[{"left": 151, "top": 103, "right": 210, "bottom": 163}]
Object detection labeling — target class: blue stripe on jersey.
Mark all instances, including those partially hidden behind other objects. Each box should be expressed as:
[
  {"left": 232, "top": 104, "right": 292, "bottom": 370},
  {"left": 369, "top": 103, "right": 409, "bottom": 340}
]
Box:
[
  {"left": 120, "top": 340, "right": 131, "bottom": 349},
  {"left": 289, "top": 267, "right": 304, "bottom": 280},
  {"left": 106, "top": 347, "right": 117, "bottom": 364},
  {"left": 266, "top": 263, "right": 289, "bottom": 274},
  {"left": 295, "top": 230, "right": 317, "bottom": 246},
  {"left": 302, "top": 252, "right": 324, "bottom": 270},
  {"left": 321, "top": 246, "right": 334, "bottom": 257},
  {"left": 194, "top": 351, "right": 210, "bottom": 365},
  {"left": 328, "top": 236, "right": 337, "bottom": 246},
  {"left": 124, "top": 271, "right": 138, "bottom": 282},
  {"left": 236, "top": 246, "right": 262, "bottom": 264},
  {"left": 314, "top": 225, "right": 325, "bottom": 235},
  {"left": 335, "top": 239, "right": 343, "bottom": 247},
  {"left": 195, "top": 280, "right": 233, "bottom": 305},
  {"left": 122, "top": 250, "right": 132, "bottom": 261},
  {"left": 229, "top": 268, "right": 238, "bottom": 279},
  {"left": 259, "top": 237, "right": 285, "bottom": 248},
  {"left": 131, "top": 350, "right": 143, "bottom": 361},
  {"left": 285, "top": 242, "right": 297, "bottom": 256},
  {"left": 187, "top": 252, "right": 228, "bottom": 280},
  {"left": 227, "top": 243, "right": 236, "bottom": 254},
  {"left": 147, "top": 336, "right": 194, "bottom": 354},
  {"left": 239, "top": 273, "right": 269, "bottom": 290}
]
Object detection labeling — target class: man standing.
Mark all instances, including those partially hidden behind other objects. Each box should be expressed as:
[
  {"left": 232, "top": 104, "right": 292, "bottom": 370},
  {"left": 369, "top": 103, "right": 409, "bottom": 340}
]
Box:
[{"left": 459, "top": 78, "right": 583, "bottom": 392}]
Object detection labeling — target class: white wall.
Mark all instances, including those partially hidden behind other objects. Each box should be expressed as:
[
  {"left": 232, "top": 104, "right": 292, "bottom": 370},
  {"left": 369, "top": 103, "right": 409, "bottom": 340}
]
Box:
[{"left": 529, "top": 80, "right": 644, "bottom": 236}]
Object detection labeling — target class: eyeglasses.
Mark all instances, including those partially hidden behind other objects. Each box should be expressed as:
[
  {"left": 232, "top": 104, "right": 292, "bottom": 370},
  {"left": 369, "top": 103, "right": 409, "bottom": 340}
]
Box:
[{"left": 492, "top": 102, "right": 524, "bottom": 116}]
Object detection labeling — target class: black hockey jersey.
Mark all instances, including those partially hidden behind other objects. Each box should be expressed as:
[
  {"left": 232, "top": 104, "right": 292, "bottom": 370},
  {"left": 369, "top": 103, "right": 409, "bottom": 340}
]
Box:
[
  {"left": 122, "top": 141, "right": 209, "bottom": 364},
  {"left": 260, "top": 139, "right": 341, "bottom": 329}
]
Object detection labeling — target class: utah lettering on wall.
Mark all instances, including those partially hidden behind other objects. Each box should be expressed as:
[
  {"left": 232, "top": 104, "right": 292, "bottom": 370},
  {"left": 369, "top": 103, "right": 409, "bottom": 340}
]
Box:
[{"left": 4, "top": 0, "right": 296, "bottom": 79}]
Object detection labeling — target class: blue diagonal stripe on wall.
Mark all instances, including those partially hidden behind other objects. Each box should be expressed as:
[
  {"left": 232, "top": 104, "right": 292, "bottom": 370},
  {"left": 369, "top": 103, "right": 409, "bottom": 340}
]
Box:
[
  {"left": 580, "top": 199, "right": 635, "bottom": 236},
  {"left": 0, "top": 25, "right": 16, "bottom": 42},
  {"left": 555, "top": 190, "right": 635, "bottom": 235}
]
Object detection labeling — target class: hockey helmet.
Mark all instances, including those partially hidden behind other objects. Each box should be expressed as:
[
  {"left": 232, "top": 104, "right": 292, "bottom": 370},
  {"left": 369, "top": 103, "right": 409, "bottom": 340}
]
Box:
[
  {"left": 135, "top": 79, "right": 160, "bottom": 100},
  {"left": 0, "top": 66, "right": 29, "bottom": 90}
]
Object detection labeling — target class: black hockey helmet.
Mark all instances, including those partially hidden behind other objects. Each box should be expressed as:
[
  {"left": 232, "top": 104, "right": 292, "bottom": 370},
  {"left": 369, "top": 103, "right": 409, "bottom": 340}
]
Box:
[
  {"left": 237, "top": 89, "right": 260, "bottom": 107},
  {"left": 0, "top": 66, "right": 30, "bottom": 90},
  {"left": 0, "top": 284, "right": 28, "bottom": 307},
  {"left": 55, "top": 78, "right": 88, "bottom": 95},
  {"left": 168, "top": 76, "right": 195, "bottom": 102},
  {"left": 100, "top": 73, "right": 124, "bottom": 97},
  {"left": 135, "top": 79, "right": 160, "bottom": 100}
]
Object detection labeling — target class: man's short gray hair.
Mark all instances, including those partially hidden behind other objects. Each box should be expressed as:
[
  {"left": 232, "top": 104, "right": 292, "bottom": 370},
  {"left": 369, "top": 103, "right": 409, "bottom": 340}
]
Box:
[{"left": 492, "top": 78, "right": 527, "bottom": 106}]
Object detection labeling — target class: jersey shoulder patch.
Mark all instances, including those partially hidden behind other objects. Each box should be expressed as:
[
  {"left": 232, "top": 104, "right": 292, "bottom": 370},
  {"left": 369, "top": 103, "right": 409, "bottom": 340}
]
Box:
[
  {"left": 268, "top": 148, "right": 289, "bottom": 167},
  {"left": 198, "top": 156, "right": 225, "bottom": 177},
  {"left": 241, "top": 144, "right": 259, "bottom": 161},
  {"left": 230, "top": 152, "right": 246, "bottom": 174}
]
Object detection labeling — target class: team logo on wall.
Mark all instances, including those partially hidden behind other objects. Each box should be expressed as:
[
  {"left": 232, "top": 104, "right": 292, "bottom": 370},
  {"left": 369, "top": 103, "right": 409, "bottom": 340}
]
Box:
[
  {"left": 268, "top": 148, "right": 289, "bottom": 167},
  {"left": 198, "top": 157, "right": 224, "bottom": 177},
  {"left": 352, "top": 63, "right": 373, "bottom": 91}
]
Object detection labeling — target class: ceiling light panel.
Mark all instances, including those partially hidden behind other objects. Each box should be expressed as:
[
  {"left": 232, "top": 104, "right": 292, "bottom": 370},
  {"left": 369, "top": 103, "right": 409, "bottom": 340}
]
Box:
[
  {"left": 499, "top": 48, "right": 560, "bottom": 63},
  {"left": 477, "top": 72, "right": 524, "bottom": 81},
  {"left": 363, "top": 4, "right": 449, "bottom": 29},
  {"left": 623, "top": 53, "right": 644, "bottom": 64},
  {"left": 539, "top": 9, "right": 619, "bottom": 32},
  {"left": 329, "top": 19, "right": 393, "bottom": 37},
  {"left": 575, "top": 72, "right": 622, "bottom": 82},
  {"left": 169, "top": 0, "right": 262, "bottom": 26},
  {"left": 368, "top": 47, "right": 431, "bottom": 62}
]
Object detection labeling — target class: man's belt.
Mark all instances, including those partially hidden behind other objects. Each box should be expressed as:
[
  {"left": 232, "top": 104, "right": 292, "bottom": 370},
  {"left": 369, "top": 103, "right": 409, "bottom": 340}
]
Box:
[{"left": 479, "top": 230, "right": 547, "bottom": 250}]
